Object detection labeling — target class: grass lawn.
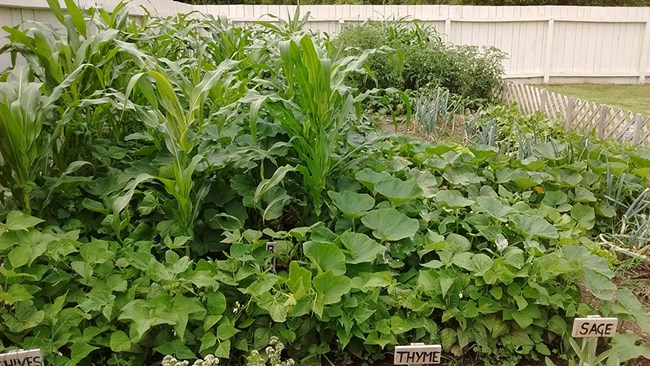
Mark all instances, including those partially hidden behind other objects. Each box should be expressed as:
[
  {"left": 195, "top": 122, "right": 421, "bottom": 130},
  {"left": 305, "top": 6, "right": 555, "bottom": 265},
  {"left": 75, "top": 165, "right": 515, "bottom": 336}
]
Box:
[{"left": 541, "top": 84, "right": 650, "bottom": 115}]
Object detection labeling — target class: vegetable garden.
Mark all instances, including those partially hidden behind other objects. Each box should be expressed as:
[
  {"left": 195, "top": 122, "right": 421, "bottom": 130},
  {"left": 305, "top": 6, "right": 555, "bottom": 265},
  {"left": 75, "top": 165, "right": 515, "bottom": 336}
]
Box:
[{"left": 0, "top": 2, "right": 649, "bottom": 365}]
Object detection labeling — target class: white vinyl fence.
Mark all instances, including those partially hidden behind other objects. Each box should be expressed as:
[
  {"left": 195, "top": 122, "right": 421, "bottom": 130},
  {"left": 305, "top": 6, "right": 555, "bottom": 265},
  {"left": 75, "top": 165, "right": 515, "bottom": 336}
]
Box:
[
  {"left": 0, "top": 1, "right": 649, "bottom": 83},
  {"left": 502, "top": 81, "right": 650, "bottom": 145}
]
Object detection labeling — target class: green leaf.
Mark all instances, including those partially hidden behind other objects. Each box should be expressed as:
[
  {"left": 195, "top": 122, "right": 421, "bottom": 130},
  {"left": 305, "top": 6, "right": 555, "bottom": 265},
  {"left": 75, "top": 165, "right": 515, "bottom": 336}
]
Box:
[
  {"left": 288, "top": 262, "right": 312, "bottom": 300},
  {"left": 215, "top": 340, "right": 231, "bottom": 359},
  {"left": 511, "top": 214, "right": 559, "bottom": 239},
  {"left": 583, "top": 269, "right": 616, "bottom": 301},
  {"left": 328, "top": 191, "right": 375, "bottom": 218},
  {"left": 313, "top": 271, "right": 352, "bottom": 316},
  {"left": 70, "top": 343, "right": 97, "bottom": 363},
  {"left": 3, "top": 211, "right": 44, "bottom": 231},
  {"left": 71, "top": 261, "right": 93, "bottom": 280},
  {"left": 611, "top": 333, "right": 650, "bottom": 361},
  {"left": 361, "top": 208, "right": 419, "bottom": 241},
  {"left": 511, "top": 305, "right": 540, "bottom": 328},
  {"left": 469, "top": 254, "right": 493, "bottom": 275},
  {"left": 615, "top": 288, "right": 650, "bottom": 332},
  {"left": 340, "top": 231, "right": 386, "bottom": 264},
  {"left": 570, "top": 204, "right": 595, "bottom": 230},
  {"left": 547, "top": 315, "right": 567, "bottom": 335},
  {"left": 110, "top": 331, "right": 132, "bottom": 352},
  {"left": 374, "top": 178, "right": 423, "bottom": 206},
  {"left": 79, "top": 239, "right": 114, "bottom": 265},
  {"left": 574, "top": 187, "right": 597, "bottom": 202},
  {"left": 475, "top": 196, "right": 513, "bottom": 221},
  {"left": 445, "top": 233, "right": 471, "bottom": 253},
  {"left": 207, "top": 292, "right": 227, "bottom": 315},
  {"left": 542, "top": 191, "right": 568, "bottom": 206},
  {"left": 451, "top": 252, "right": 473, "bottom": 271},
  {"left": 8, "top": 240, "right": 46, "bottom": 268},
  {"left": 355, "top": 169, "right": 391, "bottom": 191},
  {"left": 0, "top": 284, "right": 33, "bottom": 304},
  {"left": 535, "top": 343, "right": 551, "bottom": 356},
  {"left": 200, "top": 333, "right": 217, "bottom": 354},
  {"left": 217, "top": 320, "right": 240, "bottom": 340},
  {"left": 257, "top": 293, "right": 288, "bottom": 322},
  {"left": 435, "top": 190, "right": 474, "bottom": 208},
  {"left": 303, "top": 242, "right": 346, "bottom": 275},
  {"left": 441, "top": 328, "right": 457, "bottom": 351},
  {"left": 118, "top": 297, "right": 176, "bottom": 341}
]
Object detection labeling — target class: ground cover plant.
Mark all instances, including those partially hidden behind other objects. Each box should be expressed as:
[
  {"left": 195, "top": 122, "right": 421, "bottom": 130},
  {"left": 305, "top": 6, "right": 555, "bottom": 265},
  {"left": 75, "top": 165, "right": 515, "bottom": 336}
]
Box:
[{"left": 0, "top": 2, "right": 649, "bottom": 366}]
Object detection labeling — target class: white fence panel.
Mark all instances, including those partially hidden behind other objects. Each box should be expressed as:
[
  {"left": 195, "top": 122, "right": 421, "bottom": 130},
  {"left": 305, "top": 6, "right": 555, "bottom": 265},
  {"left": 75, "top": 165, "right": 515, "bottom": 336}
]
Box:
[{"left": 0, "top": 1, "right": 649, "bottom": 83}]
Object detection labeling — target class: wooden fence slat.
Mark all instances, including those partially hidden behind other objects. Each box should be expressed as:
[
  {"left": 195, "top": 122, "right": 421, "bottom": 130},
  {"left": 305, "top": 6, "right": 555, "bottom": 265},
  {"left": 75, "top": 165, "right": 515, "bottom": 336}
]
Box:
[{"left": 500, "top": 81, "right": 650, "bottom": 146}]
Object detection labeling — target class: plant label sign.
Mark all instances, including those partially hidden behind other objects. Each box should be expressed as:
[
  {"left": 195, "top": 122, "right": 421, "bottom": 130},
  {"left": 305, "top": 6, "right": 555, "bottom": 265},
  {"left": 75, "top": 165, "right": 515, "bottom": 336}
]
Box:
[
  {"left": 572, "top": 317, "right": 618, "bottom": 338},
  {"left": 394, "top": 344, "right": 442, "bottom": 365},
  {"left": 0, "top": 349, "right": 43, "bottom": 365}
]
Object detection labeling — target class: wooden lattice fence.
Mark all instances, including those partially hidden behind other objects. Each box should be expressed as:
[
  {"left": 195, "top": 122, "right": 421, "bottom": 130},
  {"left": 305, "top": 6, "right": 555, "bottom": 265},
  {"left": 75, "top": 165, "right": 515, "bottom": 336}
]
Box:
[{"left": 501, "top": 81, "right": 650, "bottom": 146}]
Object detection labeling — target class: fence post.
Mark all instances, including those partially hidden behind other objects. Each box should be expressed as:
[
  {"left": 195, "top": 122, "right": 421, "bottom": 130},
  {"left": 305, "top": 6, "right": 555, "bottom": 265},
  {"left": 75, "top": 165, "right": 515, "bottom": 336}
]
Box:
[
  {"left": 565, "top": 96, "right": 574, "bottom": 130},
  {"left": 597, "top": 104, "right": 609, "bottom": 139},
  {"left": 543, "top": 19, "right": 555, "bottom": 84},
  {"left": 445, "top": 17, "right": 452, "bottom": 42},
  {"left": 633, "top": 114, "right": 643, "bottom": 144},
  {"left": 501, "top": 81, "right": 509, "bottom": 105},
  {"left": 540, "top": 89, "right": 548, "bottom": 115},
  {"left": 338, "top": 18, "right": 345, "bottom": 32},
  {"left": 639, "top": 20, "right": 650, "bottom": 84}
]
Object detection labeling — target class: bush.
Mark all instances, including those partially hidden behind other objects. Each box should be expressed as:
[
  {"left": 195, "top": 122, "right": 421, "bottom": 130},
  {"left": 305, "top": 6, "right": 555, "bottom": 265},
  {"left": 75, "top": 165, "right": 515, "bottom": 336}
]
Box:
[{"left": 336, "top": 20, "right": 506, "bottom": 103}]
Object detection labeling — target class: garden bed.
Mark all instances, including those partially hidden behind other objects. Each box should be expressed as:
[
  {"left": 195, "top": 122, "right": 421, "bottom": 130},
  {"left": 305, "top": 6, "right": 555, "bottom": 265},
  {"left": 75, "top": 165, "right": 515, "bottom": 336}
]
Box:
[{"left": 0, "top": 3, "right": 649, "bottom": 366}]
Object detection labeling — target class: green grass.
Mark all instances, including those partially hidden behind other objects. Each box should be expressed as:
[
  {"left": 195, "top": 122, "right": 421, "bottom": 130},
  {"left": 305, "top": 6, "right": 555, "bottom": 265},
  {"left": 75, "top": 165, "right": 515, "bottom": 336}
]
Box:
[{"left": 541, "top": 84, "right": 650, "bottom": 115}]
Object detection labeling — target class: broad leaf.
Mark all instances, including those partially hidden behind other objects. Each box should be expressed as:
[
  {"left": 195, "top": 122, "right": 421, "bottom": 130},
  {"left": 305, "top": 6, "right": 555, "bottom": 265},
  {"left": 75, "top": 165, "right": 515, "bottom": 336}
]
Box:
[
  {"left": 374, "top": 177, "right": 423, "bottom": 206},
  {"left": 304, "top": 242, "right": 346, "bottom": 275},
  {"left": 361, "top": 208, "right": 419, "bottom": 241},
  {"left": 328, "top": 190, "right": 375, "bottom": 218}
]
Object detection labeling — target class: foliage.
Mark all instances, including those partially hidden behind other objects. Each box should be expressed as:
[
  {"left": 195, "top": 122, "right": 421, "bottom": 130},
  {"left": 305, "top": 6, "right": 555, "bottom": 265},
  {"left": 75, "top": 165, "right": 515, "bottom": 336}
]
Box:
[
  {"left": 465, "top": 104, "right": 568, "bottom": 156},
  {"left": 0, "top": 3, "right": 649, "bottom": 366},
  {"left": 335, "top": 20, "right": 506, "bottom": 104},
  {"left": 413, "top": 85, "right": 467, "bottom": 140},
  {"left": 544, "top": 333, "right": 650, "bottom": 366}
]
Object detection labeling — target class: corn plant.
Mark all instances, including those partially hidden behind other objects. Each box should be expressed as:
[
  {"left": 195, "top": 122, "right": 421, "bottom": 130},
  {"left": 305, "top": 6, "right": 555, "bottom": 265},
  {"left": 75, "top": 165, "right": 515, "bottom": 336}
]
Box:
[
  {"left": 1, "top": 0, "right": 149, "bottom": 170},
  {"left": 115, "top": 59, "right": 245, "bottom": 246},
  {"left": 249, "top": 35, "right": 379, "bottom": 218},
  {"left": 0, "top": 65, "right": 84, "bottom": 212}
]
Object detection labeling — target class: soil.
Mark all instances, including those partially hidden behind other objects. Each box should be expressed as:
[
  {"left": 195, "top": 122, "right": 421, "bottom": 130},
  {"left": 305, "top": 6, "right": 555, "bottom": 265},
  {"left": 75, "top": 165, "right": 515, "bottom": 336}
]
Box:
[{"left": 380, "top": 114, "right": 468, "bottom": 144}]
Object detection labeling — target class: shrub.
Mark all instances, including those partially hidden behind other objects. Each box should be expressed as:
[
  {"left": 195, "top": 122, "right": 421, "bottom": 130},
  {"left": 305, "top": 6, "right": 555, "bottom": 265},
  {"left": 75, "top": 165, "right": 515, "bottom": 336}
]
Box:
[{"left": 336, "top": 20, "right": 506, "bottom": 103}]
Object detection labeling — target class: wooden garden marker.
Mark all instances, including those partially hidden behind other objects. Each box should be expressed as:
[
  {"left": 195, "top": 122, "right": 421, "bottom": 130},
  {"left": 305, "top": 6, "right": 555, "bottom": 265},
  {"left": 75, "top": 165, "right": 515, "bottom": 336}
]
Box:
[
  {"left": 572, "top": 317, "right": 618, "bottom": 338},
  {"left": 0, "top": 349, "right": 43, "bottom": 365},
  {"left": 394, "top": 343, "right": 442, "bottom": 365},
  {"left": 572, "top": 316, "right": 618, "bottom": 366}
]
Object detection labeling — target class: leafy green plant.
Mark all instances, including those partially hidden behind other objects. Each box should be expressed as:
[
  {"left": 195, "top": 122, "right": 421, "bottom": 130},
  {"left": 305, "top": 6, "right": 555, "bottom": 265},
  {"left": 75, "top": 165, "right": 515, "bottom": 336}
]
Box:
[
  {"left": 250, "top": 35, "right": 375, "bottom": 218},
  {"left": 545, "top": 333, "right": 650, "bottom": 366},
  {"left": 1, "top": 3, "right": 650, "bottom": 366},
  {"left": 336, "top": 20, "right": 505, "bottom": 103},
  {"left": 0, "top": 65, "right": 84, "bottom": 212}
]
